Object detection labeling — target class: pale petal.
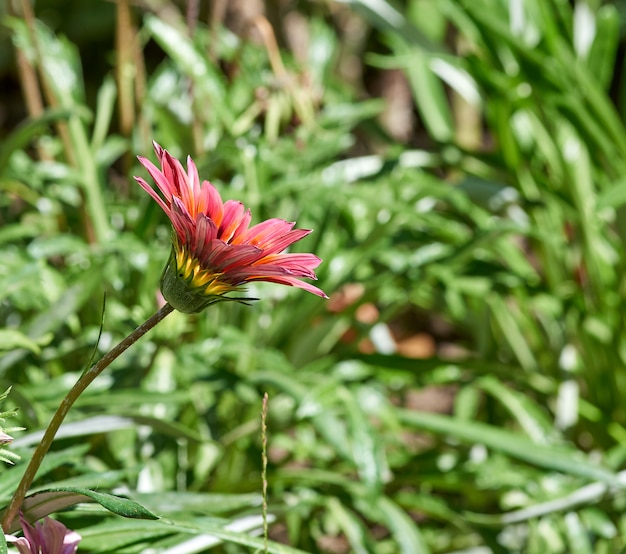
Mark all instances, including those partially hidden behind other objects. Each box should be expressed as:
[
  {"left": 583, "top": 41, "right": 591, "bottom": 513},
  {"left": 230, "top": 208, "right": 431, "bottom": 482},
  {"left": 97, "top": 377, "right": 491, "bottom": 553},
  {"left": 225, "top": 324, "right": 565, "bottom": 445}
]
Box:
[
  {"left": 5, "top": 536, "right": 32, "bottom": 554},
  {"left": 61, "top": 529, "right": 81, "bottom": 554},
  {"left": 152, "top": 140, "right": 164, "bottom": 158},
  {"left": 187, "top": 155, "right": 202, "bottom": 199}
]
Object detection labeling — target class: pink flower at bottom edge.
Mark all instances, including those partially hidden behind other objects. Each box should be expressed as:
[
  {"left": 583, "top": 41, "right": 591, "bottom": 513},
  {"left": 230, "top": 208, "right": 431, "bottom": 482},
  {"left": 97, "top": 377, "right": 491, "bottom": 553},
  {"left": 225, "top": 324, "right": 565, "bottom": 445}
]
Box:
[
  {"left": 6, "top": 514, "right": 81, "bottom": 554},
  {"left": 135, "top": 141, "right": 328, "bottom": 313}
]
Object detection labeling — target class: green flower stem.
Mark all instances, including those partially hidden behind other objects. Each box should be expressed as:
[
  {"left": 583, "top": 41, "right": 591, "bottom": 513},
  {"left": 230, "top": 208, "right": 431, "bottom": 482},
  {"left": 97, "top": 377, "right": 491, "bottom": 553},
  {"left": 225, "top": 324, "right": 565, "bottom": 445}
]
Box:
[{"left": 1, "top": 302, "right": 175, "bottom": 532}]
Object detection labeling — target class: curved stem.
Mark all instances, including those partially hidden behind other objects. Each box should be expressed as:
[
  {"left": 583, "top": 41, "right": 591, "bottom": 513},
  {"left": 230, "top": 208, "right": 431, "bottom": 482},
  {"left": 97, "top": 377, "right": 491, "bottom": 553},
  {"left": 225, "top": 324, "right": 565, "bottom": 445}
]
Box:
[{"left": 1, "top": 303, "right": 175, "bottom": 532}]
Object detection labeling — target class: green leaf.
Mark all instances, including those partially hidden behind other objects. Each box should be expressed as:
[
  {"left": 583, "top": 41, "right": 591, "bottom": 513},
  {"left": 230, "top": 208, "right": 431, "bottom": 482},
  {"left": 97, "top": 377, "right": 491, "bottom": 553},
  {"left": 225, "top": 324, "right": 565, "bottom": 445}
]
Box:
[
  {"left": 586, "top": 5, "right": 620, "bottom": 89},
  {"left": 69, "top": 519, "right": 174, "bottom": 552},
  {"left": 12, "top": 415, "right": 206, "bottom": 448},
  {"left": 144, "top": 15, "right": 232, "bottom": 129},
  {"left": 465, "top": 473, "right": 626, "bottom": 526},
  {"left": 4, "top": 488, "right": 157, "bottom": 533},
  {"left": 340, "top": 387, "right": 388, "bottom": 494},
  {"left": 162, "top": 518, "right": 312, "bottom": 554},
  {"left": 377, "top": 497, "right": 430, "bottom": 554},
  {"left": 343, "top": 0, "right": 444, "bottom": 54},
  {"left": 326, "top": 497, "right": 371, "bottom": 554},
  {"left": 0, "top": 330, "right": 42, "bottom": 355},
  {"left": 80, "top": 517, "right": 312, "bottom": 554},
  {"left": 477, "top": 376, "right": 556, "bottom": 444},
  {"left": 597, "top": 177, "right": 626, "bottom": 211},
  {"left": 406, "top": 50, "right": 454, "bottom": 141},
  {"left": 564, "top": 512, "right": 593, "bottom": 554},
  {"left": 397, "top": 409, "right": 618, "bottom": 484},
  {"left": 129, "top": 492, "right": 262, "bottom": 516}
]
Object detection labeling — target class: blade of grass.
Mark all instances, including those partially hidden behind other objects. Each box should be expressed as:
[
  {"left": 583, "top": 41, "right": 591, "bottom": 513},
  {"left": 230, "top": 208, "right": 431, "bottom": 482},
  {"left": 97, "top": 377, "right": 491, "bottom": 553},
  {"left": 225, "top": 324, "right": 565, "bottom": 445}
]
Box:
[{"left": 397, "top": 409, "right": 618, "bottom": 483}]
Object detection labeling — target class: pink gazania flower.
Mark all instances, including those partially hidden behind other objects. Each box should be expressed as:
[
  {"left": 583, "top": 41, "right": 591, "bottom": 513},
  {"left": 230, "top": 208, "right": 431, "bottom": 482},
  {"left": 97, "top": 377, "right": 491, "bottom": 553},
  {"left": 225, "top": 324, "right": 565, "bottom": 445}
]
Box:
[
  {"left": 6, "top": 514, "right": 81, "bottom": 554},
  {"left": 135, "top": 142, "right": 327, "bottom": 313}
]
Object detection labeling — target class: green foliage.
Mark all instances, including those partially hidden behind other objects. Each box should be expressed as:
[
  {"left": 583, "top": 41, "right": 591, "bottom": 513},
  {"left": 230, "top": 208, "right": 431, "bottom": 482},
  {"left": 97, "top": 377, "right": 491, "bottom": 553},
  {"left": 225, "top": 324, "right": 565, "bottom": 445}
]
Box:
[
  {"left": 0, "top": 388, "right": 21, "bottom": 466},
  {"left": 3, "top": 0, "right": 626, "bottom": 552}
]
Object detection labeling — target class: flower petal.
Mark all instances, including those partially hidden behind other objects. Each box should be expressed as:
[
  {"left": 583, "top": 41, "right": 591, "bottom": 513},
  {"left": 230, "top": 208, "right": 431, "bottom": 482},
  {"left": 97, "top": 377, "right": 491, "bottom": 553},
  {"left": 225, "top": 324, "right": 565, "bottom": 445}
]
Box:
[
  {"left": 204, "top": 240, "right": 262, "bottom": 273},
  {"left": 170, "top": 197, "right": 196, "bottom": 244},
  {"left": 233, "top": 218, "right": 295, "bottom": 246},
  {"left": 219, "top": 200, "right": 247, "bottom": 243},
  {"left": 164, "top": 149, "right": 194, "bottom": 213},
  {"left": 263, "top": 253, "right": 323, "bottom": 269},
  {"left": 137, "top": 156, "right": 175, "bottom": 203},
  {"left": 5, "top": 535, "right": 32, "bottom": 554},
  {"left": 191, "top": 214, "right": 218, "bottom": 260},
  {"left": 186, "top": 155, "right": 202, "bottom": 200},
  {"left": 257, "top": 228, "right": 313, "bottom": 256},
  {"left": 249, "top": 275, "right": 328, "bottom": 298},
  {"left": 198, "top": 181, "right": 224, "bottom": 225}
]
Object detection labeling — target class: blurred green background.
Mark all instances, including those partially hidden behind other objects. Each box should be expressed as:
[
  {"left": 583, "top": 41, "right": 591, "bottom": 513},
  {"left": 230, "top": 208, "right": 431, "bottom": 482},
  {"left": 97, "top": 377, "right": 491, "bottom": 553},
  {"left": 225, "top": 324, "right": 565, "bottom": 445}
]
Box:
[{"left": 3, "top": 0, "right": 626, "bottom": 552}]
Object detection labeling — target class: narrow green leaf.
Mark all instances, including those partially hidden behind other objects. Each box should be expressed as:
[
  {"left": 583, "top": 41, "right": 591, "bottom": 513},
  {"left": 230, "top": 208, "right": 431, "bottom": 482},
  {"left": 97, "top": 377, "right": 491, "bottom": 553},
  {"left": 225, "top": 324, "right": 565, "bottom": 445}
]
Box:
[
  {"left": 377, "top": 497, "right": 430, "bottom": 554},
  {"left": 343, "top": 0, "right": 445, "bottom": 53},
  {"left": 33, "top": 471, "right": 131, "bottom": 494},
  {"left": 587, "top": 5, "right": 620, "bottom": 89},
  {"left": 564, "top": 512, "right": 593, "bottom": 554},
  {"left": 477, "top": 376, "right": 556, "bottom": 444},
  {"left": 12, "top": 414, "right": 207, "bottom": 448},
  {"left": 130, "top": 492, "right": 262, "bottom": 516},
  {"left": 340, "top": 387, "right": 388, "bottom": 493},
  {"left": 71, "top": 519, "right": 174, "bottom": 552},
  {"left": 465, "top": 472, "right": 626, "bottom": 526},
  {"left": 326, "top": 497, "right": 371, "bottom": 554},
  {"left": 91, "top": 76, "right": 117, "bottom": 154},
  {"left": 0, "top": 330, "right": 42, "bottom": 355},
  {"left": 403, "top": 46, "right": 454, "bottom": 142},
  {"left": 4, "top": 488, "right": 158, "bottom": 532},
  {"left": 162, "top": 518, "right": 312, "bottom": 554},
  {"left": 78, "top": 516, "right": 311, "bottom": 554},
  {"left": 144, "top": 16, "right": 232, "bottom": 129},
  {"left": 397, "top": 409, "right": 618, "bottom": 483},
  {"left": 488, "top": 295, "right": 538, "bottom": 371},
  {"left": 16, "top": 17, "right": 110, "bottom": 242},
  {"left": 597, "top": 177, "right": 626, "bottom": 211}
]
